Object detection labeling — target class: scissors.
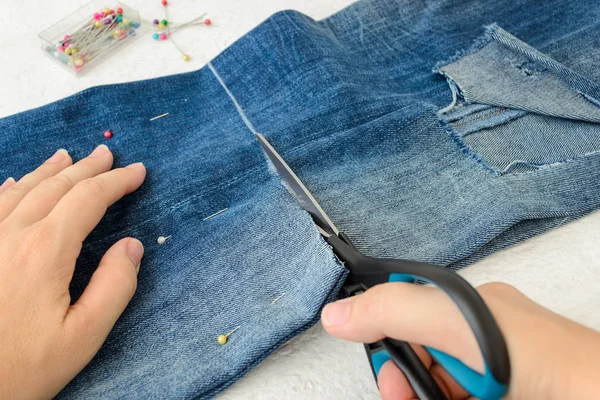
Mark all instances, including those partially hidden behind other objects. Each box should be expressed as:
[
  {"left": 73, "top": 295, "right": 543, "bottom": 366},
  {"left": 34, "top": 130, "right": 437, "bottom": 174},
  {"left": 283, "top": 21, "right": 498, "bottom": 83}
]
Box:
[{"left": 256, "top": 133, "right": 511, "bottom": 400}]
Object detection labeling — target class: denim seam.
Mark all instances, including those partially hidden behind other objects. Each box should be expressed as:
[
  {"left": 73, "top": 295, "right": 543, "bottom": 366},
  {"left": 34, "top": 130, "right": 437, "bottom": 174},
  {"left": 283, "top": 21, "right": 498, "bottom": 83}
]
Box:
[
  {"left": 450, "top": 107, "right": 508, "bottom": 131},
  {"left": 208, "top": 62, "right": 259, "bottom": 135}
]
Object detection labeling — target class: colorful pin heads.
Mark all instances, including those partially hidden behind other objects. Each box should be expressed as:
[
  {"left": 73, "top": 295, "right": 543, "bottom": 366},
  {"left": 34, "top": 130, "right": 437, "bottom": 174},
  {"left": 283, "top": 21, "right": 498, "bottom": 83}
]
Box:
[
  {"left": 152, "top": 33, "right": 160, "bottom": 40},
  {"left": 44, "top": 4, "right": 142, "bottom": 75},
  {"left": 159, "top": 33, "right": 168, "bottom": 40},
  {"left": 161, "top": 0, "right": 168, "bottom": 5},
  {"left": 204, "top": 19, "right": 211, "bottom": 25},
  {"left": 103, "top": 130, "right": 113, "bottom": 139},
  {"left": 161, "top": 19, "right": 168, "bottom": 26},
  {"left": 182, "top": 53, "right": 191, "bottom": 62},
  {"left": 153, "top": 19, "right": 159, "bottom": 25}
]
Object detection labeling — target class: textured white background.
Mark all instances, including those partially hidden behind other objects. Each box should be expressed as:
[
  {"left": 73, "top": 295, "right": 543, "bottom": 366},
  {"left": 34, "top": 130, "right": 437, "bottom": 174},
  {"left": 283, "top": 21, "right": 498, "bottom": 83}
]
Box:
[{"left": 1, "top": 1, "right": 599, "bottom": 399}]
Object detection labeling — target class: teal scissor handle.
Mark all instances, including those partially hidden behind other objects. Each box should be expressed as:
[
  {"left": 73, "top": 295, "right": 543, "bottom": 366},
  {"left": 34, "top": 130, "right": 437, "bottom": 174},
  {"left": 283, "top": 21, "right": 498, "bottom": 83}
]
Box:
[
  {"left": 426, "top": 347, "right": 507, "bottom": 400},
  {"left": 328, "top": 233, "right": 511, "bottom": 400},
  {"left": 389, "top": 273, "right": 507, "bottom": 400},
  {"left": 370, "top": 344, "right": 506, "bottom": 400}
]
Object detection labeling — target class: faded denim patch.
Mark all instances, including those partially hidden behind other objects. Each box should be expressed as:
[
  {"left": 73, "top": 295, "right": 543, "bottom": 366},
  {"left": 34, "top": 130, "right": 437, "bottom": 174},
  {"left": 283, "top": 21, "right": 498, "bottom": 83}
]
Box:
[{"left": 436, "top": 24, "right": 600, "bottom": 174}]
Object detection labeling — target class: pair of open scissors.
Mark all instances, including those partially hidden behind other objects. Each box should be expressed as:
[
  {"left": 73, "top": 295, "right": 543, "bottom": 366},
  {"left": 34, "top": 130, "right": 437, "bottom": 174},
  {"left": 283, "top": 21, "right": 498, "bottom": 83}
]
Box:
[{"left": 256, "top": 133, "right": 511, "bottom": 400}]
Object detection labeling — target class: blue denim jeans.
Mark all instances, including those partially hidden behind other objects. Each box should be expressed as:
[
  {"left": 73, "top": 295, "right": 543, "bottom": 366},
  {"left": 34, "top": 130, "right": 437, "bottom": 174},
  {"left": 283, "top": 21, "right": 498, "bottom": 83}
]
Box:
[{"left": 2, "top": 0, "right": 600, "bottom": 398}]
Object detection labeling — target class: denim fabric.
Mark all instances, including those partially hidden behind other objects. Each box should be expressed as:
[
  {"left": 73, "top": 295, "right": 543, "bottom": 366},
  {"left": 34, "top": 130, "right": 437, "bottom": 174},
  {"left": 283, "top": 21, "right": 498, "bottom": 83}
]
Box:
[{"left": 2, "top": 0, "right": 600, "bottom": 398}]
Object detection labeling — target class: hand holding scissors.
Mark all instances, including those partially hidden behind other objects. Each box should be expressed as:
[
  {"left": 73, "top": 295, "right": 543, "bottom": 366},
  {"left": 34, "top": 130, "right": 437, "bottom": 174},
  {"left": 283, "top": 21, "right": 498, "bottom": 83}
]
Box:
[{"left": 257, "top": 133, "right": 510, "bottom": 400}]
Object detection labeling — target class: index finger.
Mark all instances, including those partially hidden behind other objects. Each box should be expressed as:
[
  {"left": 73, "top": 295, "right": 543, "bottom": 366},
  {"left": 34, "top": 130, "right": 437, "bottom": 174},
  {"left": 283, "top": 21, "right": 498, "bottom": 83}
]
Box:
[{"left": 46, "top": 162, "right": 146, "bottom": 245}]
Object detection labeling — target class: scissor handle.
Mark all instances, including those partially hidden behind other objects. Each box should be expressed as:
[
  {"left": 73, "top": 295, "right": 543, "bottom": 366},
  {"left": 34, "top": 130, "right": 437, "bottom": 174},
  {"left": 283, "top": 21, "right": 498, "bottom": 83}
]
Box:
[
  {"left": 366, "top": 338, "right": 449, "bottom": 400},
  {"left": 328, "top": 234, "right": 510, "bottom": 400}
]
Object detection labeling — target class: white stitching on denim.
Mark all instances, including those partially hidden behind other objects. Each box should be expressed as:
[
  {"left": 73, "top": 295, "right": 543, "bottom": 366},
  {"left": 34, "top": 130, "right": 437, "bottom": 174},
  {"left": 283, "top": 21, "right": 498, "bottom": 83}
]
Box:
[{"left": 208, "top": 62, "right": 259, "bottom": 135}]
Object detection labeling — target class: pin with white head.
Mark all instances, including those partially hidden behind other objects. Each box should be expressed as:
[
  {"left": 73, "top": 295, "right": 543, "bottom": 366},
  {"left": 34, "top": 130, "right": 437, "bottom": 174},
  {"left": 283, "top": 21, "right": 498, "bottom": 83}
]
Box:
[{"left": 157, "top": 235, "right": 172, "bottom": 245}]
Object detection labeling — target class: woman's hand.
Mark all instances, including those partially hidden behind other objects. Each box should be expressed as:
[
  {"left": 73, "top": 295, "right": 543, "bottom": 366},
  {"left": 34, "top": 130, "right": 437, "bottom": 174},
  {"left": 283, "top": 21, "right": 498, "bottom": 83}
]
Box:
[
  {"left": 0, "top": 145, "right": 146, "bottom": 399},
  {"left": 322, "top": 281, "right": 600, "bottom": 400}
]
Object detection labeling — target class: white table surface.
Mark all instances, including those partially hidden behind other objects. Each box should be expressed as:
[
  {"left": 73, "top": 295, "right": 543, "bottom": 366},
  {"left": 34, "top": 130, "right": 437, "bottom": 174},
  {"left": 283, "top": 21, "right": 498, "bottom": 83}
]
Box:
[{"left": 2, "top": 1, "right": 599, "bottom": 398}]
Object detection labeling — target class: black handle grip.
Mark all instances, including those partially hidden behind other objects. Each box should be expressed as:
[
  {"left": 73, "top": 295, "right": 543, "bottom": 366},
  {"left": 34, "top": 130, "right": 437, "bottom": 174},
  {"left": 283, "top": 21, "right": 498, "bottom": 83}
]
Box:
[
  {"left": 326, "top": 233, "right": 511, "bottom": 386},
  {"left": 381, "top": 339, "right": 449, "bottom": 400}
]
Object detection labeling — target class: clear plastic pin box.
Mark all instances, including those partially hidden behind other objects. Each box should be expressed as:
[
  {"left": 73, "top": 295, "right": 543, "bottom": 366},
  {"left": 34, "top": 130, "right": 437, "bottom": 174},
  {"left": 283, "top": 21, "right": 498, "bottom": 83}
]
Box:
[{"left": 38, "top": 1, "right": 142, "bottom": 76}]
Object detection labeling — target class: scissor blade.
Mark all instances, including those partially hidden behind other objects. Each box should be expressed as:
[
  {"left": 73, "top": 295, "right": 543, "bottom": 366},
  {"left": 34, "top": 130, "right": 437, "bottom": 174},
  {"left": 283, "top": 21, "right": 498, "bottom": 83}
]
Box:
[{"left": 255, "top": 133, "right": 339, "bottom": 236}]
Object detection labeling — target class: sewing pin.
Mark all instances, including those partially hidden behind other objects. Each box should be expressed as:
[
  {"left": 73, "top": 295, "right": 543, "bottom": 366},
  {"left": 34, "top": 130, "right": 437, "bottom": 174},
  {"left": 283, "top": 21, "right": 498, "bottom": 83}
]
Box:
[
  {"left": 271, "top": 293, "right": 287, "bottom": 304},
  {"left": 202, "top": 208, "right": 228, "bottom": 221},
  {"left": 149, "top": 112, "right": 169, "bottom": 121},
  {"left": 217, "top": 326, "right": 241, "bottom": 345},
  {"left": 157, "top": 235, "right": 172, "bottom": 245}
]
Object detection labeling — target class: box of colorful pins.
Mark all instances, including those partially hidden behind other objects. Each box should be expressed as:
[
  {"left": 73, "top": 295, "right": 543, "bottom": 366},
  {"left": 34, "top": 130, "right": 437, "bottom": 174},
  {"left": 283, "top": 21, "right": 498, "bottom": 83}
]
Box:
[{"left": 38, "top": 1, "right": 142, "bottom": 75}]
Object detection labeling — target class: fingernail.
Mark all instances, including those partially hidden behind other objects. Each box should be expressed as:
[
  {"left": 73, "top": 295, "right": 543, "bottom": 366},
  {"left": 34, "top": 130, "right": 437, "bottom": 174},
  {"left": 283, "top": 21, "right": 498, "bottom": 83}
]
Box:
[
  {"left": 322, "top": 298, "right": 353, "bottom": 326},
  {"left": 46, "top": 149, "right": 69, "bottom": 164},
  {"left": 90, "top": 144, "right": 109, "bottom": 157},
  {"left": 126, "top": 162, "right": 144, "bottom": 169},
  {"left": 127, "top": 238, "right": 144, "bottom": 274},
  {"left": 0, "top": 177, "right": 15, "bottom": 190}
]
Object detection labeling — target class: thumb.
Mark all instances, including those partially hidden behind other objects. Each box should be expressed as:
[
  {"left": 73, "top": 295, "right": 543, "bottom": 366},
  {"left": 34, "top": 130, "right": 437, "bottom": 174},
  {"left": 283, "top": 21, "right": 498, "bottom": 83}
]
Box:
[
  {"left": 321, "top": 282, "right": 483, "bottom": 372},
  {"left": 64, "top": 238, "right": 143, "bottom": 360}
]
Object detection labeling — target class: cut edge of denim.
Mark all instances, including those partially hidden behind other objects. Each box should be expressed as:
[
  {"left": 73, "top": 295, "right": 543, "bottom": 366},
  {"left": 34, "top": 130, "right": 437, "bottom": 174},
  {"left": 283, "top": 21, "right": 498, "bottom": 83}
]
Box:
[
  {"left": 433, "top": 24, "right": 498, "bottom": 114},
  {"left": 434, "top": 23, "right": 600, "bottom": 115},
  {"left": 432, "top": 23, "right": 499, "bottom": 75},
  {"left": 433, "top": 23, "right": 600, "bottom": 175},
  {"left": 437, "top": 115, "right": 501, "bottom": 176},
  {"left": 489, "top": 26, "right": 600, "bottom": 102},
  {"left": 500, "top": 149, "right": 600, "bottom": 176},
  {"left": 436, "top": 24, "right": 600, "bottom": 113}
]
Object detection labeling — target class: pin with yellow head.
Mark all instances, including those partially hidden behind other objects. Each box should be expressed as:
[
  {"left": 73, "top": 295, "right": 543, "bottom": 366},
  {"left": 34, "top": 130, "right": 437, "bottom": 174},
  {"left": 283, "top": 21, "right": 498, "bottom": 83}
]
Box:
[{"left": 217, "top": 326, "right": 240, "bottom": 345}]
